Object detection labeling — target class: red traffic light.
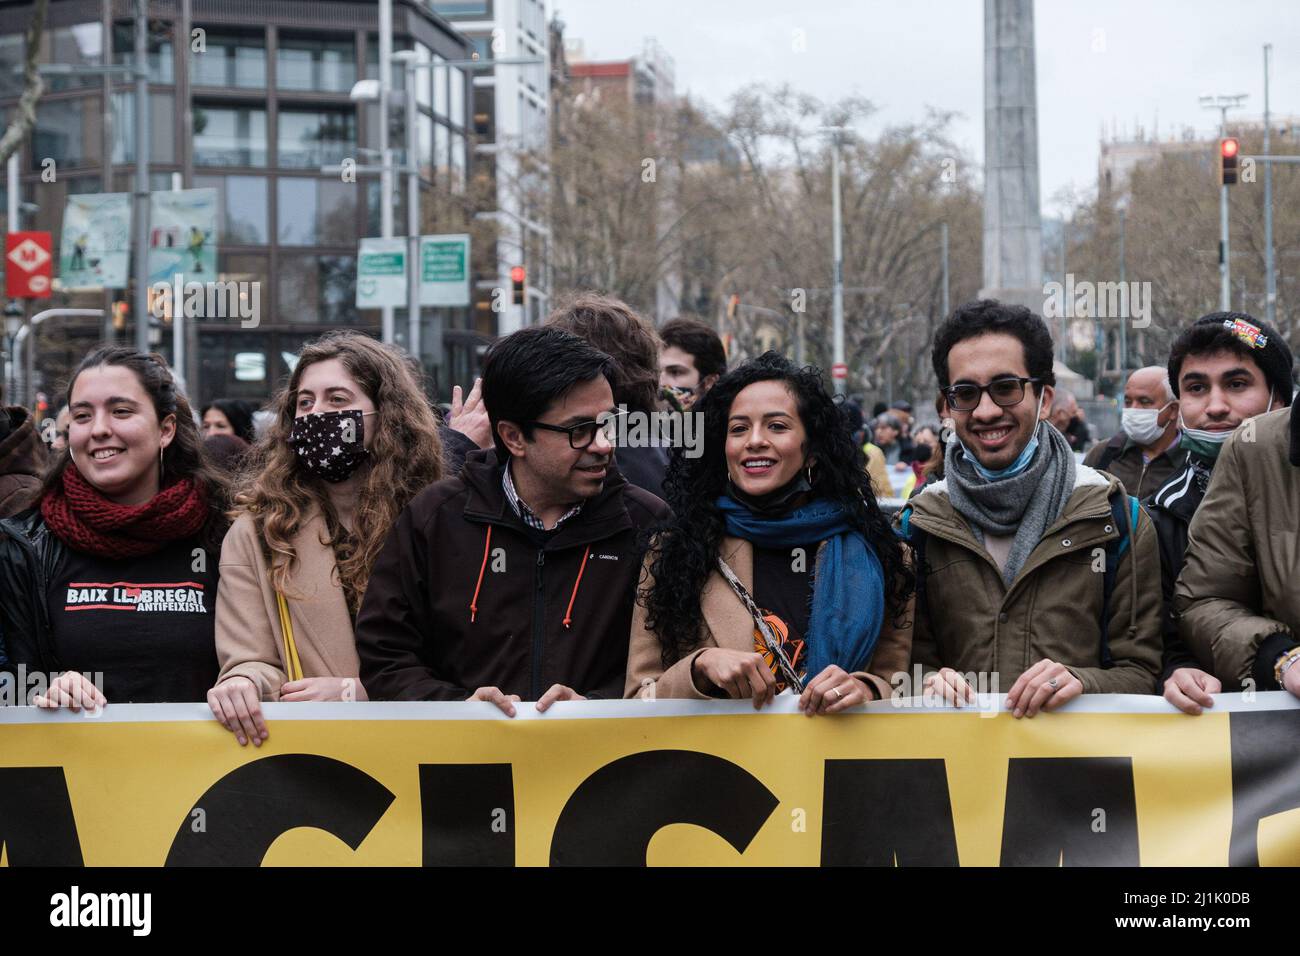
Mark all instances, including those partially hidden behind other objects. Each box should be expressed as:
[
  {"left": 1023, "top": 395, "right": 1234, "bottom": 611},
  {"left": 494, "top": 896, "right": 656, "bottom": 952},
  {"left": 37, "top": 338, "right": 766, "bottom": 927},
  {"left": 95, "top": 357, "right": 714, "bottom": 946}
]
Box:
[
  {"left": 1221, "top": 138, "right": 1239, "bottom": 158},
  {"left": 510, "top": 266, "right": 526, "bottom": 284}
]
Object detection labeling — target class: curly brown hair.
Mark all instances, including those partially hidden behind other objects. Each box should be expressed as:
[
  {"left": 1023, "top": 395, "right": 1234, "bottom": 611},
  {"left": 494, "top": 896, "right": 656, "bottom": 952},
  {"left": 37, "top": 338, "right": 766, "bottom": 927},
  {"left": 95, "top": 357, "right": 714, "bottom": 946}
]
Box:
[
  {"left": 545, "top": 292, "right": 662, "bottom": 413},
  {"left": 231, "top": 331, "right": 444, "bottom": 612}
]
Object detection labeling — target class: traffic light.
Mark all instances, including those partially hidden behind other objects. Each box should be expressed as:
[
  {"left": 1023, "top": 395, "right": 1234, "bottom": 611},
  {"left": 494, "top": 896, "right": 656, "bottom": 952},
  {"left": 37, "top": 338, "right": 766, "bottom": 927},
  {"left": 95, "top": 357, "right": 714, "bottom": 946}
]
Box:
[
  {"left": 511, "top": 266, "right": 525, "bottom": 305},
  {"left": 1220, "top": 137, "right": 1239, "bottom": 185},
  {"left": 111, "top": 300, "right": 128, "bottom": 331}
]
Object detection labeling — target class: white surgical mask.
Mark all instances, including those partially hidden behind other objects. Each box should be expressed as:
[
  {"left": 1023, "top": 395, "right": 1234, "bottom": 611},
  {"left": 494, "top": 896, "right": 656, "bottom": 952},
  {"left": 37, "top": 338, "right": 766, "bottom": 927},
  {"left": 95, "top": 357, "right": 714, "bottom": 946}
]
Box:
[
  {"left": 1121, "top": 402, "right": 1172, "bottom": 446},
  {"left": 1177, "top": 388, "right": 1274, "bottom": 445}
]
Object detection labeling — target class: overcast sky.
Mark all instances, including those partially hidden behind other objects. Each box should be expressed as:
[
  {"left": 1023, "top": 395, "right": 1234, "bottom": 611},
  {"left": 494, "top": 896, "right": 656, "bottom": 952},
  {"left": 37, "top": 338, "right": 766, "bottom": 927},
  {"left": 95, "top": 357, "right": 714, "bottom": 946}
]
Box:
[{"left": 551, "top": 0, "right": 1300, "bottom": 216}]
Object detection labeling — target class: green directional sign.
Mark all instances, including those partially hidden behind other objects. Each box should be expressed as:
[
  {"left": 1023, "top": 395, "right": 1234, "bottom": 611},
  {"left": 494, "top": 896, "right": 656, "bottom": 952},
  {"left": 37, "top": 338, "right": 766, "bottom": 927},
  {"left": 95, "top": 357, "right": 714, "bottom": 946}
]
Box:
[
  {"left": 356, "top": 237, "right": 407, "bottom": 308},
  {"left": 419, "top": 233, "right": 470, "bottom": 307}
]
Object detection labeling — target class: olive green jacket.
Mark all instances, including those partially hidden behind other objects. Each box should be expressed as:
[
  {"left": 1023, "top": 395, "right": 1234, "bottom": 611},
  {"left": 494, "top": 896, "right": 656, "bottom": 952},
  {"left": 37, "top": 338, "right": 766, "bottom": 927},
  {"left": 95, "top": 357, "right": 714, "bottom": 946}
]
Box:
[
  {"left": 896, "top": 465, "right": 1162, "bottom": 695},
  {"left": 1175, "top": 407, "right": 1300, "bottom": 688}
]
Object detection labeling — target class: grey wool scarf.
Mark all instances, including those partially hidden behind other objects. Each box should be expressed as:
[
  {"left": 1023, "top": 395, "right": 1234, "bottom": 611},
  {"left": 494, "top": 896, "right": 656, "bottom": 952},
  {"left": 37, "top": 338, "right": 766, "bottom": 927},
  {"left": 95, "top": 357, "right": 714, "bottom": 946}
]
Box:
[{"left": 943, "top": 421, "right": 1077, "bottom": 586}]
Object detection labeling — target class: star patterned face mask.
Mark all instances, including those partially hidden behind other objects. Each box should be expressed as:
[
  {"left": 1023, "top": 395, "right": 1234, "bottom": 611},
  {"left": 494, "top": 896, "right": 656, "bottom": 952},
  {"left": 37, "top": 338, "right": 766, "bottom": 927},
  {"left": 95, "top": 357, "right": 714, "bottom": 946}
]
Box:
[{"left": 288, "top": 409, "right": 370, "bottom": 483}]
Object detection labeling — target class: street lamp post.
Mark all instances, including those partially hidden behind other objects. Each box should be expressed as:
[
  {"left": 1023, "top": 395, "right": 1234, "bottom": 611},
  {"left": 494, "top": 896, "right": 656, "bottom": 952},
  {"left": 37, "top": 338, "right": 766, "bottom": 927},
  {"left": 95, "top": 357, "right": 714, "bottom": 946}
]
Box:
[
  {"left": 818, "top": 126, "right": 848, "bottom": 395},
  {"left": 1200, "top": 93, "right": 1247, "bottom": 312}
]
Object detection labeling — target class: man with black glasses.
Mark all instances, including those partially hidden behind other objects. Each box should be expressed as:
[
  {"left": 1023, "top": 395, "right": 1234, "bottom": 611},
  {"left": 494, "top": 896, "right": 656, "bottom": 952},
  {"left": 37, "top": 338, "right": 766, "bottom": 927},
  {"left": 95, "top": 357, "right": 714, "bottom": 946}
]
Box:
[
  {"left": 896, "top": 300, "right": 1162, "bottom": 716},
  {"left": 355, "top": 326, "right": 671, "bottom": 712}
]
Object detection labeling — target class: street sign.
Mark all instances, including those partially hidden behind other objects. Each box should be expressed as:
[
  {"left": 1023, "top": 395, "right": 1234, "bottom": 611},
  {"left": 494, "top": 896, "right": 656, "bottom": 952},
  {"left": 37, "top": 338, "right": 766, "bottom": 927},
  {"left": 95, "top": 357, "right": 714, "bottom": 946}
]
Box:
[
  {"left": 356, "top": 238, "right": 407, "bottom": 309},
  {"left": 6, "top": 231, "right": 53, "bottom": 299},
  {"left": 419, "top": 233, "right": 470, "bottom": 307}
]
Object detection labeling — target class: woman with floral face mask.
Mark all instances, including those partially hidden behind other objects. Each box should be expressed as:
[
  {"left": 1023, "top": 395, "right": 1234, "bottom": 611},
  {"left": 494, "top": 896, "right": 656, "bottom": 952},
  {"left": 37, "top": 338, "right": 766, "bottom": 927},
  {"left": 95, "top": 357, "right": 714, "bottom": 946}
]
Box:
[{"left": 206, "top": 331, "right": 444, "bottom": 746}]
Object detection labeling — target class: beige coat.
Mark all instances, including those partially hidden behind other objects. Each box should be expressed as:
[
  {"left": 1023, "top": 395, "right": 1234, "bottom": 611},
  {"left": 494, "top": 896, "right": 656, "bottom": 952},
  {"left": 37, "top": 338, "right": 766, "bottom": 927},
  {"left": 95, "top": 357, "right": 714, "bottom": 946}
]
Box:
[
  {"left": 626, "top": 536, "right": 914, "bottom": 700},
  {"left": 215, "top": 509, "right": 361, "bottom": 700}
]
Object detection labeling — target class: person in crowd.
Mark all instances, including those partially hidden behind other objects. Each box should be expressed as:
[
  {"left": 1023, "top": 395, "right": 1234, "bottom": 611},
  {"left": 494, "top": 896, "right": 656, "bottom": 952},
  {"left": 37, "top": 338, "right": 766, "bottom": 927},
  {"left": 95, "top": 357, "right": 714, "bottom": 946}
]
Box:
[
  {"left": 844, "top": 400, "right": 892, "bottom": 498},
  {"left": 1149, "top": 313, "right": 1293, "bottom": 713},
  {"left": 0, "top": 388, "right": 48, "bottom": 517},
  {"left": 902, "top": 424, "right": 942, "bottom": 499},
  {"left": 872, "top": 413, "right": 906, "bottom": 468},
  {"left": 355, "top": 326, "right": 670, "bottom": 713},
  {"left": 896, "top": 300, "right": 1162, "bottom": 716},
  {"left": 658, "top": 316, "right": 727, "bottom": 411},
  {"left": 206, "top": 331, "right": 444, "bottom": 746},
  {"left": 1083, "top": 366, "right": 1182, "bottom": 499},
  {"left": 546, "top": 293, "right": 669, "bottom": 500},
  {"left": 627, "top": 353, "right": 913, "bottom": 710},
  {"left": 0, "top": 348, "right": 229, "bottom": 706},
  {"left": 201, "top": 398, "right": 257, "bottom": 445},
  {"left": 48, "top": 402, "right": 71, "bottom": 454},
  {"left": 1048, "top": 388, "right": 1092, "bottom": 452},
  {"left": 203, "top": 433, "right": 250, "bottom": 476},
  {"left": 1176, "top": 383, "right": 1300, "bottom": 702}
]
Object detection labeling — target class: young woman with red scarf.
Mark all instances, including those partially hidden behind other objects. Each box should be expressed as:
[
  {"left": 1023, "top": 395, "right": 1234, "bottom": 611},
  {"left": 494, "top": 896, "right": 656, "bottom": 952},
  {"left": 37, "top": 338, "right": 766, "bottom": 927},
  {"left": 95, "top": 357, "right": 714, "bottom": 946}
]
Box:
[{"left": 0, "top": 348, "right": 229, "bottom": 707}]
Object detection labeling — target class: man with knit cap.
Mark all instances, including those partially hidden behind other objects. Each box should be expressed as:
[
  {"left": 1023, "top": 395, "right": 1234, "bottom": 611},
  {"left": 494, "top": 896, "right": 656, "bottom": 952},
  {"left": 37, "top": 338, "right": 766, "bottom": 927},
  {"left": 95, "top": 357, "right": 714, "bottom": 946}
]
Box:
[
  {"left": 1148, "top": 313, "right": 1294, "bottom": 713},
  {"left": 1167, "top": 313, "right": 1300, "bottom": 704}
]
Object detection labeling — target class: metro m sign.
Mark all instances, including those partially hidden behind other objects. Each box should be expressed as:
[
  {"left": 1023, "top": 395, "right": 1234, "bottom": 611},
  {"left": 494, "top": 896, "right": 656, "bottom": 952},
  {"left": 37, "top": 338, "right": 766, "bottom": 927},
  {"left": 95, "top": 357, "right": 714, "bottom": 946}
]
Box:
[{"left": 6, "top": 231, "right": 53, "bottom": 299}]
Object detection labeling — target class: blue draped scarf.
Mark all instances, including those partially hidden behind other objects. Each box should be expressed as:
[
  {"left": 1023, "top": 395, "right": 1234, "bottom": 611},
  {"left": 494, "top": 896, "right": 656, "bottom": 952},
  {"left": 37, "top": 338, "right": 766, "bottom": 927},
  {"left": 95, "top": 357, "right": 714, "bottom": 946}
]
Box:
[{"left": 714, "top": 495, "right": 885, "bottom": 677}]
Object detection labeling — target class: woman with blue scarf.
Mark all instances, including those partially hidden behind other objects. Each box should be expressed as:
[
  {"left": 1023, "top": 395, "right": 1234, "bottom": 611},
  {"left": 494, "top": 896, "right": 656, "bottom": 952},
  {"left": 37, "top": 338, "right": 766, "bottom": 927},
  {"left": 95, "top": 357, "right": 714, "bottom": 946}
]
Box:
[{"left": 625, "top": 353, "right": 914, "bottom": 713}]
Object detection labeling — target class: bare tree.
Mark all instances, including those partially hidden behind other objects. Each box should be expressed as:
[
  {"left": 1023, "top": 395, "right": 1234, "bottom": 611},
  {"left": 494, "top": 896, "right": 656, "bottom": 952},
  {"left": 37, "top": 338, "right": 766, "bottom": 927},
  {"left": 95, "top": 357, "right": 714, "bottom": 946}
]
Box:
[{"left": 0, "top": 0, "right": 48, "bottom": 164}]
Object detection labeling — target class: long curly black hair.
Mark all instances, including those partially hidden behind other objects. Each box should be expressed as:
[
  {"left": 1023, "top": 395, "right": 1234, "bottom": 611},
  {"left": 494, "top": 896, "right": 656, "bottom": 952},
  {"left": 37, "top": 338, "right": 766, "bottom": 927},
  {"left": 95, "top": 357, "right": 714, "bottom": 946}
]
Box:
[{"left": 641, "top": 351, "right": 914, "bottom": 668}]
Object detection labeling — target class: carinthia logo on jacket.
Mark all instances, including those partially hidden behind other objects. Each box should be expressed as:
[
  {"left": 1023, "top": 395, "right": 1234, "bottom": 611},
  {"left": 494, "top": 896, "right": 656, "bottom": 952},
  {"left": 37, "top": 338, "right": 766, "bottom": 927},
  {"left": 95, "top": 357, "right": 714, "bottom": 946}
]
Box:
[{"left": 64, "top": 581, "right": 208, "bottom": 614}]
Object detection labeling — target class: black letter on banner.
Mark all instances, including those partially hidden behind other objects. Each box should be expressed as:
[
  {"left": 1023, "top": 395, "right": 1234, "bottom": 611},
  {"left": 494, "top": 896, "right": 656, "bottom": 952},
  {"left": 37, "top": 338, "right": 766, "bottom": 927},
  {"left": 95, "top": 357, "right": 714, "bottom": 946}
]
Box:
[
  {"left": 1000, "top": 757, "right": 1138, "bottom": 866},
  {"left": 550, "top": 750, "right": 778, "bottom": 866},
  {"left": 166, "top": 755, "right": 394, "bottom": 866},
  {"left": 419, "top": 764, "right": 514, "bottom": 866},
  {"left": 0, "top": 767, "right": 83, "bottom": 865},
  {"left": 821, "top": 759, "right": 959, "bottom": 866},
  {"left": 1228, "top": 708, "right": 1300, "bottom": 866}
]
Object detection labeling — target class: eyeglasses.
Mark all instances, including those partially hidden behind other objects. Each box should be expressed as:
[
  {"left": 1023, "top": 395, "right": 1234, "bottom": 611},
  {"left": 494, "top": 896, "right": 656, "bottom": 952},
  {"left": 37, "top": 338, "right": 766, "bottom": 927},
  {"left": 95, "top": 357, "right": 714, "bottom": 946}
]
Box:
[
  {"left": 526, "top": 410, "right": 626, "bottom": 449},
  {"left": 943, "top": 376, "right": 1041, "bottom": 412}
]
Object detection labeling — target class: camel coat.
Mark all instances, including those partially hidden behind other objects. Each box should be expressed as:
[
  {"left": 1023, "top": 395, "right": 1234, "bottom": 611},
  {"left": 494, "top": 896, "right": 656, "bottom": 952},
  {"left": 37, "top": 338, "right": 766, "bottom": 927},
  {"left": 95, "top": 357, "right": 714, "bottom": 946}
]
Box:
[
  {"left": 626, "top": 536, "right": 914, "bottom": 700},
  {"left": 214, "top": 509, "right": 361, "bottom": 700}
]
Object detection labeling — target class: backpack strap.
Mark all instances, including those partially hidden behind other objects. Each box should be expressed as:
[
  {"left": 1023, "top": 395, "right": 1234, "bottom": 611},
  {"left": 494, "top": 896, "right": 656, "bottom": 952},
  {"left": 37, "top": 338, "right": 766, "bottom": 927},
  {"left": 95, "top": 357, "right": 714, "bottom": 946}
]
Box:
[
  {"left": 1095, "top": 432, "right": 1128, "bottom": 472},
  {"left": 897, "top": 506, "right": 931, "bottom": 627},
  {"left": 1098, "top": 490, "right": 1139, "bottom": 668}
]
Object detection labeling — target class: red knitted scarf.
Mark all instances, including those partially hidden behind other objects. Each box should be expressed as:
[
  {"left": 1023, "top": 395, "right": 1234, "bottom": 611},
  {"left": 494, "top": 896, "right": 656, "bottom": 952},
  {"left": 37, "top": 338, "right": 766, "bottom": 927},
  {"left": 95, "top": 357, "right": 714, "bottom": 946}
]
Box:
[{"left": 41, "top": 464, "right": 209, "bottom": 558}]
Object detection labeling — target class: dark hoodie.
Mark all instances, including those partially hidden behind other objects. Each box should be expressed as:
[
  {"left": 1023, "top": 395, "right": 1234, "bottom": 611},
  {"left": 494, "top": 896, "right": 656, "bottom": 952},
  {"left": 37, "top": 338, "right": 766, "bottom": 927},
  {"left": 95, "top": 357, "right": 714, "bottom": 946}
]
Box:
[
  {"left": 0, "top": 406, "right": 47, "bottom": 518},
  {"left": 356, "top": 448, "right": 671, "bottom": 701}
]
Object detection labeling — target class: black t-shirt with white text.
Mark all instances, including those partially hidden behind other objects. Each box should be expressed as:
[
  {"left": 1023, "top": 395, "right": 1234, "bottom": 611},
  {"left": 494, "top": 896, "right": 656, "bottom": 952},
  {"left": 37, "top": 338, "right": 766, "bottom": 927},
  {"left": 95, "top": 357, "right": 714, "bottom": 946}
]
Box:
[{"left": 47, "top": 537, "right": 219, "bottom": 703}]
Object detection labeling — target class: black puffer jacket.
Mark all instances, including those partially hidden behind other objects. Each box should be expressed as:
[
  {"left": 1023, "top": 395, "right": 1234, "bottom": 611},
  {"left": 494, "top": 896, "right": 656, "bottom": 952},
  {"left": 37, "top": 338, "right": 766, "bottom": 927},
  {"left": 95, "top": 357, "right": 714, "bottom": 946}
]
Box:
[{"left": 0, "top": 508, "right": 66, "bottom": 671}]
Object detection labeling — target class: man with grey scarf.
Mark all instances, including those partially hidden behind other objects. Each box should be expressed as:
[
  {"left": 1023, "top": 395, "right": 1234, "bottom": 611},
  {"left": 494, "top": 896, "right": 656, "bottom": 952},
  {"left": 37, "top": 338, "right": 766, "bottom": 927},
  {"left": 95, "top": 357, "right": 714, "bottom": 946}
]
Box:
[{"left": 895, "top": 300, "right": 1162, "bottom": 717}]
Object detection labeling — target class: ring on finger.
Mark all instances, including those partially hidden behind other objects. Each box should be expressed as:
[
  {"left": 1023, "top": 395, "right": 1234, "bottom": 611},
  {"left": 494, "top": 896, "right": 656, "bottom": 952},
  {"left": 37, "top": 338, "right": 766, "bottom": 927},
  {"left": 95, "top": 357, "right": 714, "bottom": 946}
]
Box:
[{"left": 1046, "top": 676, "right": 1059, "bottom": 691}]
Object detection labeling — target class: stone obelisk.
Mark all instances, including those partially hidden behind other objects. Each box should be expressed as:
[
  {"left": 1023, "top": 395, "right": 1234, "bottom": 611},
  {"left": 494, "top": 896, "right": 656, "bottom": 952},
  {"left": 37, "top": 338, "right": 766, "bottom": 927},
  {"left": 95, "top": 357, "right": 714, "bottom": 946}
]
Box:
[{"left": 981, "top": 0, "right": 1044, "bottom": 312}]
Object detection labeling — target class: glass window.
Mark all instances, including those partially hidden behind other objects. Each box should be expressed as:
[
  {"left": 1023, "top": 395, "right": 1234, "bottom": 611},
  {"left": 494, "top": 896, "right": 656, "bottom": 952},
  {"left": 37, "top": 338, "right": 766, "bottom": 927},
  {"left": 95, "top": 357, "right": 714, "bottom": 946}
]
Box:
[
  {"left": 193, "top": 174, "right": 269, "bottom": 245},
  {"left": 111, "top": 92, "right": 175, "bottom": 164},
  {"left": 435, "top": 122, "right": 450, "bottom": 182},
  {"left": 277, "top": 255, "right": 358, "bottom": 325},
  {"left": 191, "top": 30, "right": 265, "bottom": 89},
  {"left": 418, "top": 114, "right": 434, "bottom": 182},
  {"left": 415, "top": 45, "right": 432, "bottom": 109},
  {"left": 33, "top": 97, "right": 102, "bottom": 170},
  {"left": 277, "top": 178, "right": 359, "bottom": 247},
  {"left": 112, "top": 171, "right": 176, "bottom": 192},
  {"left": 469, "top": 37, "right": 491, "bottom": 63},
  {"left": 431, "top": 1, "right": 491, "bottom": 15},
  {"left": 433, "top": 55, "right": 448, "bottom": 118},
  {"left": 0, "top": 34, "right": 25, "bottom": 98},
  {"left": 198, "top": 329, "right": 269, "bottom": 404},
  {"left": 278, "top": 109, "right": 356, "bottom": 169},
  {"left": 365, "top": 179, "right": 406, "bottom": 237},
  {"left": 193, "top": 104, "right": 267, "bottom": 167},
  {"left": 112, "top": 22, "right": 174, "bottom": 83},
  {"left": 450, "top": 132, "right": 466, "bottom": 195},
  {"left": 364, "top": 36, "right": 411, "bottom": 87},
  {"left": 278, "top": 35, "right": 356, "bottom": 93},
  {"left": 41, "top": 23, "right": 103, "bottom": 93},
  {"left": 450, "top": 68, "right": 466, "bottom": 128}
]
